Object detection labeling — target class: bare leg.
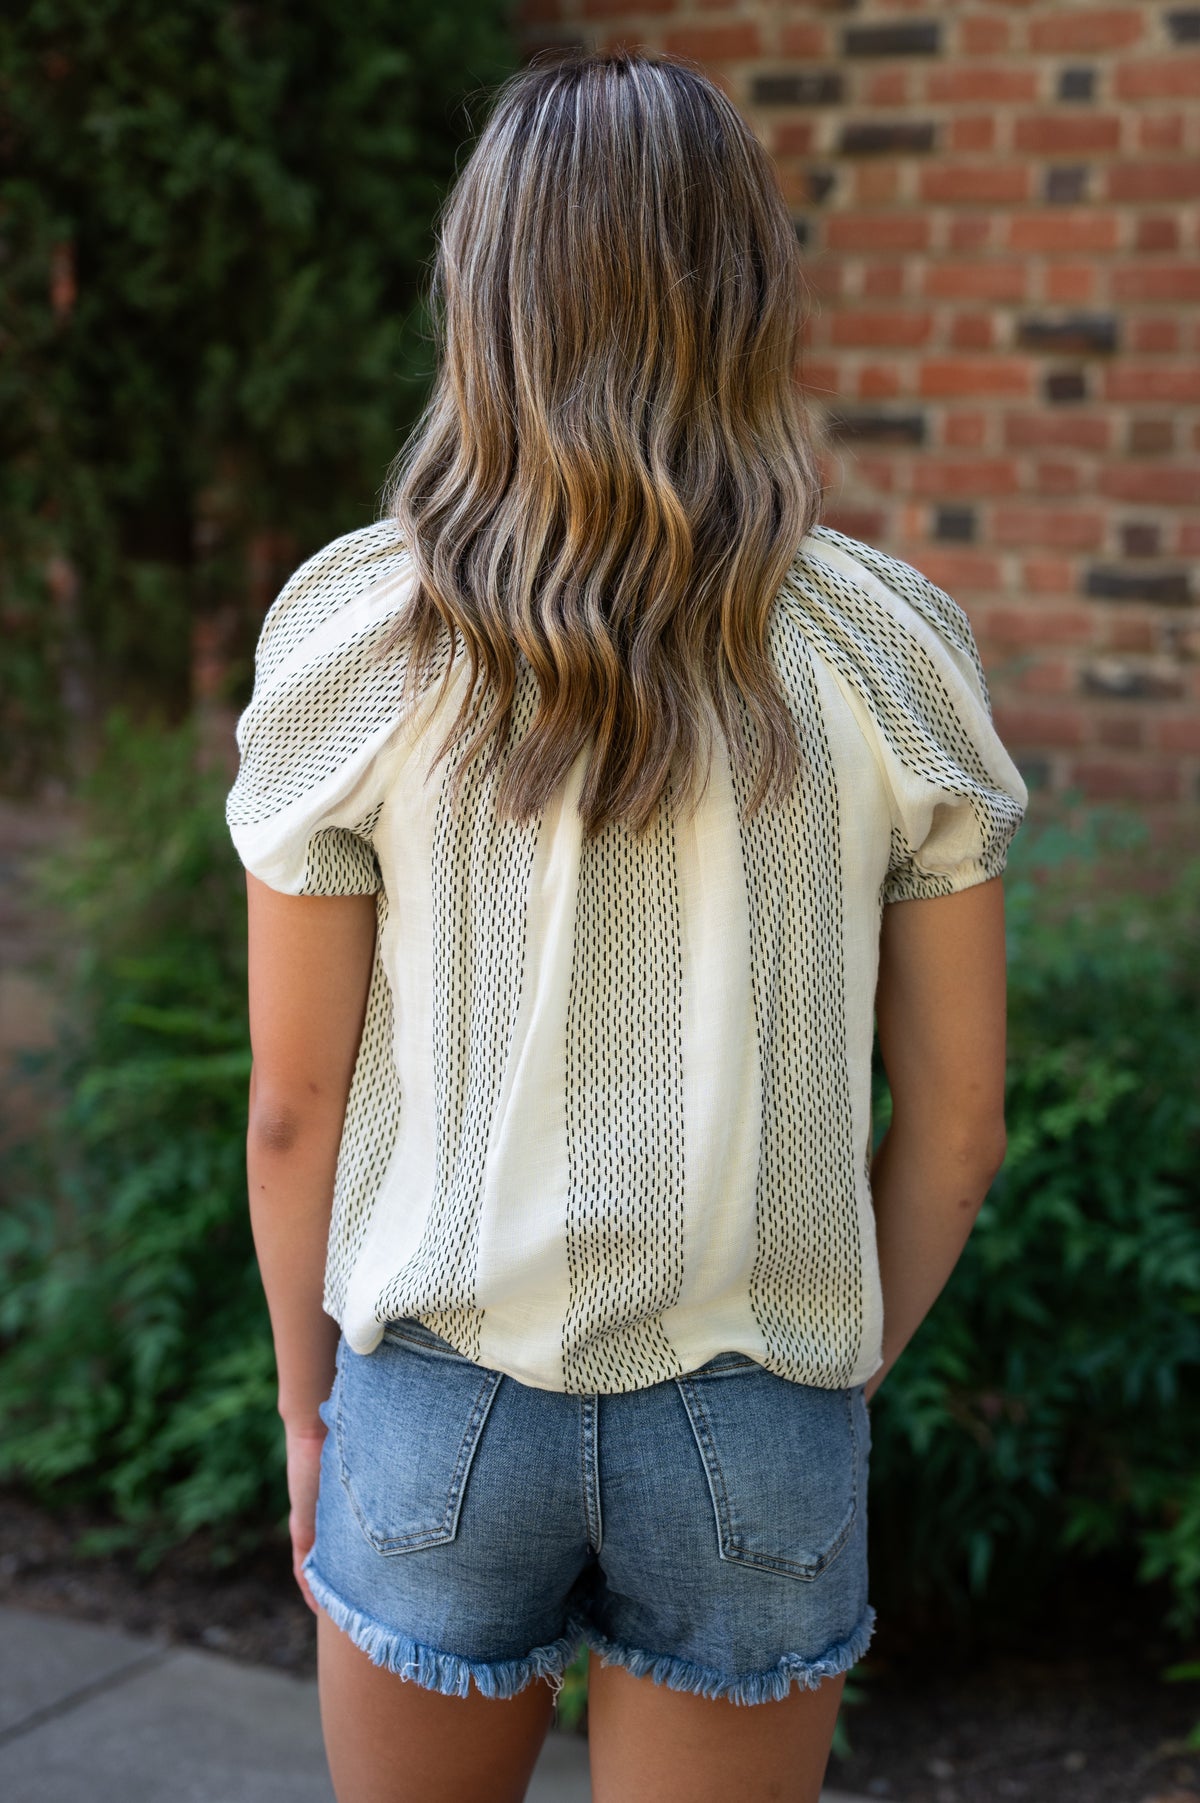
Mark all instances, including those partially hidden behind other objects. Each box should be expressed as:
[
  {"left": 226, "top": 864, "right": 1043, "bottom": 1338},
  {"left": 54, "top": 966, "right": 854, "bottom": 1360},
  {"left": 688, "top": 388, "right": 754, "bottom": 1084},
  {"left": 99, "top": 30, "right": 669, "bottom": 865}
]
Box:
[
  {"left": 316, "top": 1609, "right": 558, "bottom": 1803},
  {"left": 586, "top": 1650, "right": 846, "bottom": 1803}
]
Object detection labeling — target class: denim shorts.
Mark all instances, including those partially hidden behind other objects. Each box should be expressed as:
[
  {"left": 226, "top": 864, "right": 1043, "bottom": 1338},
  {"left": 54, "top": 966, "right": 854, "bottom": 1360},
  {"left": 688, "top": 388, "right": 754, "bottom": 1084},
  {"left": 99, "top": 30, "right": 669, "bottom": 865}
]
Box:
[{"left": 302, "top": 1318, "right": 875, "bottom": 1708}]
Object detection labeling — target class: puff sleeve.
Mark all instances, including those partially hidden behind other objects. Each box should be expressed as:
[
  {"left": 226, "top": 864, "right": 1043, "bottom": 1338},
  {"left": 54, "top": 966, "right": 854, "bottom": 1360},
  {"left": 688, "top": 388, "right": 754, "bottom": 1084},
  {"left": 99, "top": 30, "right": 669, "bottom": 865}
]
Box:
[
  {"left": 225, "top": 520, "right": 415, "bottom": 896},
  {"left": 793, "top": 528, "right": 1029, "bottom": 904}
]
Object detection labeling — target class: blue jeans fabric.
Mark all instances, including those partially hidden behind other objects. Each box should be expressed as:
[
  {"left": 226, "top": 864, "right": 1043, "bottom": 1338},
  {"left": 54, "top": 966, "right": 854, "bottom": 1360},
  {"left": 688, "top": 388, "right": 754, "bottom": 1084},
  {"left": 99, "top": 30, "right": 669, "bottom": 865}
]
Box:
[{"left": 302, "top": 1317, "right": 875, "bottom": 1707}]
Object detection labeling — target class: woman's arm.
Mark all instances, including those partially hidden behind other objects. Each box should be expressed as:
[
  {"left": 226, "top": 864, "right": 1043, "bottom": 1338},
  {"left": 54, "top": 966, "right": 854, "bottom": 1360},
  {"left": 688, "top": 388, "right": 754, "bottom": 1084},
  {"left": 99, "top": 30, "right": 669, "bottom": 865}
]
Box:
[
  {"left": 245, "top": 873, "right": 378, "bottom": 1431},
  {"left": 865, "top": 874, "right": 1010, "bottom": 1405}
]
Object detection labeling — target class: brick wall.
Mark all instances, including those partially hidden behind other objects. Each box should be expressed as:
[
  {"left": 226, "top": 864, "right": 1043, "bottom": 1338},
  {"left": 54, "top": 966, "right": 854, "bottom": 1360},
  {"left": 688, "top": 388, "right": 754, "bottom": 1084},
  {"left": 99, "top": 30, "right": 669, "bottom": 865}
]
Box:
[{"left": 514, "top": 1, "right": 1200, "bottom": 832}]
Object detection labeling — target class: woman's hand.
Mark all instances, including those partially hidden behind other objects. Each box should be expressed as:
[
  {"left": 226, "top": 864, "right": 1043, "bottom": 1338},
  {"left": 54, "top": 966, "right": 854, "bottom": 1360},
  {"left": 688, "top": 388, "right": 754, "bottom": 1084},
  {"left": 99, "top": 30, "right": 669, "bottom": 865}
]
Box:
[{"left": 285, "top": 1424, "right": 328, "bottom": 1614}]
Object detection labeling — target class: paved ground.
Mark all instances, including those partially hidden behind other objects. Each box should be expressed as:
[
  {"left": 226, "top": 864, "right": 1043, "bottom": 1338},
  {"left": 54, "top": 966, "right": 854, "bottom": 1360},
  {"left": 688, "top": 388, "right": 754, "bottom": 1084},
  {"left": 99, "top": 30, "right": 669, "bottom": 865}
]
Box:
[{"left": 0, "top": 1603, "right": 870, "bottom": 1801}]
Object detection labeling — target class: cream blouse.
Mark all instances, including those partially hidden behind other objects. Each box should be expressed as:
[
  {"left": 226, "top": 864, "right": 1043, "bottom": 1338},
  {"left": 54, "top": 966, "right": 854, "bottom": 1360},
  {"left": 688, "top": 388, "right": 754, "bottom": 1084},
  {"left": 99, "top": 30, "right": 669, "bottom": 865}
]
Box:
[{"left": 226, "top": 518, "right": 1028, "bottom": 1395}]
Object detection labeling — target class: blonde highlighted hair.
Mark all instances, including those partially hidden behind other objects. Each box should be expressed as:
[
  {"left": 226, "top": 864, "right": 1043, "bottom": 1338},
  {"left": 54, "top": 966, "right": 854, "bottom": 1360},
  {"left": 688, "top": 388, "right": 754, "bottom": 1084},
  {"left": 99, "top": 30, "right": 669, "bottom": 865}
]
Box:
[{"left": 378, "top": 46, "right": 826, "bottom": 836}]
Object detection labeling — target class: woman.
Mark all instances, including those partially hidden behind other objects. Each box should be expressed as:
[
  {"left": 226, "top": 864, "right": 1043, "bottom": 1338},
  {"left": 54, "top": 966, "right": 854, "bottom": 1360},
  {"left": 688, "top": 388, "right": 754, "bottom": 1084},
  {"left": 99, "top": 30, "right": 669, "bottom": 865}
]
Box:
[{"left": 226, "top": 47, "right": 1027, "bottom": 1803}]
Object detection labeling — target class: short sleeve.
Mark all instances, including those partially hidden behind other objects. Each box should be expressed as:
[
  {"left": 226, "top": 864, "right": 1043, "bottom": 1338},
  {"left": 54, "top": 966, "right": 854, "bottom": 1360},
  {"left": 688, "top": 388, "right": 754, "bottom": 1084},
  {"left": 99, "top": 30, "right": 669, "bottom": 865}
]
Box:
[
  {"left": 791, "top": 529, "right": 1029, "bottom": 905},
  {"left": 225, "top": 519, "right": 414, "bottom": 896}
]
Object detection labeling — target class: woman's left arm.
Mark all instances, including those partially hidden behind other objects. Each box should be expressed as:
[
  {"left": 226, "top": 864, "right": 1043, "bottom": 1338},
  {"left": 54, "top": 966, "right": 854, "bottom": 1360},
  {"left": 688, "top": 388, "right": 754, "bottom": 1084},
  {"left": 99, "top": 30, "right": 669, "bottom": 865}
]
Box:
[{"left": 245, "top": 874, "right": 378, "bottom": 1600}]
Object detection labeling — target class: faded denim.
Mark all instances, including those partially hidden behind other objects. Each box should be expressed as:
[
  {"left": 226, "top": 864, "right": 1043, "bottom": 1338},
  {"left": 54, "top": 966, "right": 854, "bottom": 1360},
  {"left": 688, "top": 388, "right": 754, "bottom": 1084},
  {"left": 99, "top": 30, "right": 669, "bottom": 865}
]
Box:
[{"left": 302, "top": 1317, "right": 875, "bottom": 1707}]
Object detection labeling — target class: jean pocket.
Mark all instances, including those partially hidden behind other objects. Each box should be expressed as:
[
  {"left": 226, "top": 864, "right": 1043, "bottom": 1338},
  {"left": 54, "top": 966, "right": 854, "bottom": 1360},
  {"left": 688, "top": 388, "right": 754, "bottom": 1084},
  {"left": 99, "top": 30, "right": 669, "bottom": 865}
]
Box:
[
  {"left": 335, "top": 1332, "right": 503, "bottom": 1555},
  {"left": 674, "top": 1366, "right": 862, "bottom": 1581}
]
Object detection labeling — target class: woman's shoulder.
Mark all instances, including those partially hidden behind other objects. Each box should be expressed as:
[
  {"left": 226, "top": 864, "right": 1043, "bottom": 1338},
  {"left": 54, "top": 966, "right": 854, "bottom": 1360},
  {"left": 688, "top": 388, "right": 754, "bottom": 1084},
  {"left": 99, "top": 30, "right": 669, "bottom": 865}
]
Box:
[
  {"left": 780, "top": 522, "right": 994, "bottom": 714},
  {"left": 252, "top": 517, "right": 412, "bottom": 687}
]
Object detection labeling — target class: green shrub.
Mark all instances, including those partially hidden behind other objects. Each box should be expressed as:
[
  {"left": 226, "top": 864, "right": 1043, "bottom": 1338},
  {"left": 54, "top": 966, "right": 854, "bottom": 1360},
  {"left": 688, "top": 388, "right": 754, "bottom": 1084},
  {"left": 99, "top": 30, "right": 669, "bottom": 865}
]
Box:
[
  {"left": 3, "top": 717, "right": 1198, "bottom": 1644},
  {"left": 867, "top": 807, "right": 1200, "bottom": 1643},
  {"left": 0, "top": 711, "right": 273, "bottom": 1563},
  {"left": 0, "top": 0, "right": 516, "bottom": 785}
]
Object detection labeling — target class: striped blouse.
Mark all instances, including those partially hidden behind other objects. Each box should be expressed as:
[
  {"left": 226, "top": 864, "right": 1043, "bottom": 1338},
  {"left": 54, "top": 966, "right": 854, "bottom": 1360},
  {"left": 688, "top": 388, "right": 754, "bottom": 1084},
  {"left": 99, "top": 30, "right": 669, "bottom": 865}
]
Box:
[{"left": 226, "top": 517, "right": 1028, "bottom": 1395}]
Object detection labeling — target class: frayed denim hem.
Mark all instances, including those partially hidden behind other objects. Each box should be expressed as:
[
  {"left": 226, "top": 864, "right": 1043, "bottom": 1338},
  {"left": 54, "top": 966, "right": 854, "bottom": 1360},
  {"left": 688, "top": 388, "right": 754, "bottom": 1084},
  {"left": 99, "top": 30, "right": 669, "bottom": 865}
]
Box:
[
  {"left": 572, "top": 1602, "right": 877, "bottom": 1707},
  {"left": 302, "top": 1556, "right": 583, "bottom": 1701}
]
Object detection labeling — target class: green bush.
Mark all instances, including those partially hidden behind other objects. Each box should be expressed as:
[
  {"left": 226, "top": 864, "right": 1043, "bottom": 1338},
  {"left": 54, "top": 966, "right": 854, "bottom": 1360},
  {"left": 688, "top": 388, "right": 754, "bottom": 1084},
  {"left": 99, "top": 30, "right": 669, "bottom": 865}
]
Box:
[
  {"left": 2, "top": 716, "right": 1198, "bottom": 1641},
  {"left": 867, "top": 807, "right": 1200, "bottom": 1642},
  {"left": 0, "top": 0, "right": 517, "bottom": 786}
]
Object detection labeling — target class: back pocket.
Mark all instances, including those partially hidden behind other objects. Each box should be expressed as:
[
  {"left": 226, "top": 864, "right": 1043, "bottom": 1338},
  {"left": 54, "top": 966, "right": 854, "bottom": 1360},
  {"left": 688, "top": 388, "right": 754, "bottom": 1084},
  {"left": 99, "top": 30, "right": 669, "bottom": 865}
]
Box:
[
  {"left": 674, "top": 1364, "right": 863, "bottom": 1581},
  {"left": 334, "top": 1331, "right": 503, "bottom": 1555}
]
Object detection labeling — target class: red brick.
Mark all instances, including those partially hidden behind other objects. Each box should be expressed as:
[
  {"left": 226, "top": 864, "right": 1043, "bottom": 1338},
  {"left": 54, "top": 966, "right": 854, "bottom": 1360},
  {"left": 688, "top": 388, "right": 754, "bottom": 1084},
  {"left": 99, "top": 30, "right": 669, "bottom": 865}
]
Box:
[
  {"left": 1105, "top": 616, "right": 1156, "bottom": 653},
  {"left": 911, "top": 456, "right": 1020, "bottom": 497},
  {"left": 1098, "top": 464, "right": 1200, "bottom": 506},
  {"left": 853, "top": 164, "right": 902, "bottom": 205},
  {"left": 950, "top": 313, "right": 995, "bottom": 351},
  {"left": 1013, "top": 112, "right": 1122, "bottom": 155},
  {"left": 1069, "top": 760, "right": 1181, "bottom": 803},
  {"left": 1034, "top": 459, "right": 1084, "bottom": 495},
  {"left": 922, "top": 262, "right": 1028, "bottom": 302},
  {"left": 943, "top": 411, "right": 988, "bottom": 449},
  {"left": 947, "top": 216, "right": 993, "bottom": 253},
  {"left": 1097, "top": 716, "right": 1146, "bottom": 751},
  {"left": 1004, "top": 414, "right": 1112, "bottom": 452},
  {"left": 853, "top": 455, "right": 900, "bottom": 494},
  {"left": 1016, "top": 658, "right": 1074, "bottom": 696},
  {"left": 861, "top": 263, "right": 906, "bottom": 299},
  {"left": 857, "top": 364, "right": 904, "bottom": 399},
  {"left": 1135, "top": 217, "right": 1180, "bottom": 253},
  {"left": 825, "top": 214, "right": 931, "bottom": 253},
  {"left": 1006, "top": 212, "right": 1120, "bottom": 254},
  {"left": 780, "top": 22, "right": 829, "bottom": 57},
  {"left": 917, "top": 549, "right": 1004, "bottom": 593},
  {"left": 863, "top": 70, "right": 910, "bottom": 106},
  {"left": 919, "top": 357, "right": 1033, "bottom": 398},
  {"left": 1178, "top": 520, "right": 1200, "bottom": 556},
  {"left": 1108, "top": 161, "right": 1200, "bottom": 201},
  {"left": 1028, "top": 9, "right": 1146, "bottom": 53},
  {"left": 799, "top": 358, "right": 841, "bottom": 400},
  {"left": 960, "top": 16, "right": 1009, "bottom": 55},
  {"left": 583, "top": 0, "right": 675, "bottom": 12},
  {"left": 1044, "top": 264, "right": 1097, "bottom": 303},
  {"left": 995, "top": 705, "right": 1086, "bottom": 748},
  {"left": 1021, "top": 558, "right": 1080, "bottom": 596},
  {"left": 1130, "top": 318, "right": 1182, "bottom": 354},
  {"left": 993, "top": 506, "right": 1106, "bottom": 550},
  {"left": 1105, "top": 364, "right": 1200, "bottom": 403},
  {"left": 1155, "top": 717, "right": 1200, "bottom": 754},
  {"left": 773, "top": 121, "right": 816, "bottom": 156},
  {"left": 919, "top": 164, "right": 1032, "bottom": 206},
  {"left": 985, "top": 606, "right": 1095, "bottom": 645},
  {"left": 1138, "top": 113, "right": 1187, "bottom": 153},
  {"left": 1115, "top": 55, "right": 1200, "bottom": 100},
  {"left": 662, "top": 21, "right": 759, "bottom": 58},
  {"left": 1112, "top": 264, "right": 1200, "bottom": 303},
  {"left": 925, "top": 67, "right": 1037, "bottom": 104},
  {"left": 821, "top": 505, "right": 889, "bottom": 541},
  {"left": 950, "top": 114, "right": 996, "bottom": 153}
]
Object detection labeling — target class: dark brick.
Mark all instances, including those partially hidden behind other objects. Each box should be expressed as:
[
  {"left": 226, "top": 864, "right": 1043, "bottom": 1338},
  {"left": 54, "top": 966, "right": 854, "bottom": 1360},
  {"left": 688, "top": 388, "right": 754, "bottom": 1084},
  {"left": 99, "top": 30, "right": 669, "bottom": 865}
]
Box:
[
  {"left": 933, "top": 506, "right": 977, "bottom": 543},
  {"left": 839, "top": 121, "right": 937, "bottom": 155},
  {"left": 1018, "top": 758, "right": 1051, "bottom": 794},
  {"left": 1082, "top": 660, "right": 1184, "bottom": 699},
  {"left": 1084, "top": 565, "right": 1192, "bottom": 605},
  {"left": 1128, "top": 419, "right": 1174, "bottom": 455},
  {"left": 1058, "top": 66, "right": 1096, "bottom": 101},
  {"left": 805, "top": 167, "right": 838, "bottom": 205},
  {"left": 751, "top": 71, "right": 843, "bottom": 106},
  {"left": 825, "top": 410, "right": 927, "bottom": 444},
  {"left": 843, "top": 22, "right": 941, "bottom": 57},
  {"left": 1044, "top": 369, "right": 1089, "bottom": 403},
  {"left": 1166, "top": 10, "right": 1200, "bottom": 42},
  {"left": 793, "top": 216, "right": 811, "bottom": 248},
  {"left": 1044, "top": 165, "right": 1090, "bottom": 204},
  {"left": 1017, "top": 314, "right": 1119, "bottom": 354},
  {"left": 1120, "top": 522, "right": 1161, "bottom": 557}
]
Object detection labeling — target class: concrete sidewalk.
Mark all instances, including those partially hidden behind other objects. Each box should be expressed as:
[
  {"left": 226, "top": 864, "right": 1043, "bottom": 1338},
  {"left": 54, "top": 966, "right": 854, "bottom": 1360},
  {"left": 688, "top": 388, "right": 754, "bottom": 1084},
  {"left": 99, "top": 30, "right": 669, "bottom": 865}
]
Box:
[{"left": 0, "top": 1603, "right": 870, "bottom": 1801}]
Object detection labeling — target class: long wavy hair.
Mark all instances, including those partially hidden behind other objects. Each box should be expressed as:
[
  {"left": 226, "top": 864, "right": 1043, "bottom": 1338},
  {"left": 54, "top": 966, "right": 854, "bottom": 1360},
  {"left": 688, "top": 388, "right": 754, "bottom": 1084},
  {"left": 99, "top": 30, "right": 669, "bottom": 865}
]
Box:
[{"left": 378, "top": 46, "right": 826, "bottom": 836}]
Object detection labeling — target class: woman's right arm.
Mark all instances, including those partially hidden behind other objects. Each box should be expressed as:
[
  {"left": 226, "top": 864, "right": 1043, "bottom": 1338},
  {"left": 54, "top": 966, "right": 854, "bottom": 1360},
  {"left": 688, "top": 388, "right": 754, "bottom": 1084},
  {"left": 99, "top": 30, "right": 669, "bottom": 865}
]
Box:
[{"left": 864, "top": 874, "right": 1010, "bottom": 1405}]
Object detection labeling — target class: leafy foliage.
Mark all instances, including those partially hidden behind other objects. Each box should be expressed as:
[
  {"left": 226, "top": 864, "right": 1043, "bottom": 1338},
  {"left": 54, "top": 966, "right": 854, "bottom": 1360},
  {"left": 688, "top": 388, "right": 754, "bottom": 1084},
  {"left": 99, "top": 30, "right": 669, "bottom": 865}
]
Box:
[
  {"left": 1, "top": 722, "right": 1198, "bottom": 1645},
  {"left": 0, "top": 0, "right": 516, "bottom": 785}
]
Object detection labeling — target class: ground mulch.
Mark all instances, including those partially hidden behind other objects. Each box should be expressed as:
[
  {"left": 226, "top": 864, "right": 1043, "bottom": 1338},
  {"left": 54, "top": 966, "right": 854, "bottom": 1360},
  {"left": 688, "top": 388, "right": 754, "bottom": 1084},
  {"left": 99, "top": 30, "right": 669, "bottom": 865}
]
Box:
[{"left": 0, "top": 1484, "right": 1196, "bottom": 1803}]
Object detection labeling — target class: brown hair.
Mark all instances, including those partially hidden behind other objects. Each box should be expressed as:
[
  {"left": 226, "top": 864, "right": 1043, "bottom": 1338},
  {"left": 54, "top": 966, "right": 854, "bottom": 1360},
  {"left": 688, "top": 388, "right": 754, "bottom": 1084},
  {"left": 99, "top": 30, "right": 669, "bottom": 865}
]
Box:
[{"left": 378, "top": 46, "right": 826, "bottom": 836}]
